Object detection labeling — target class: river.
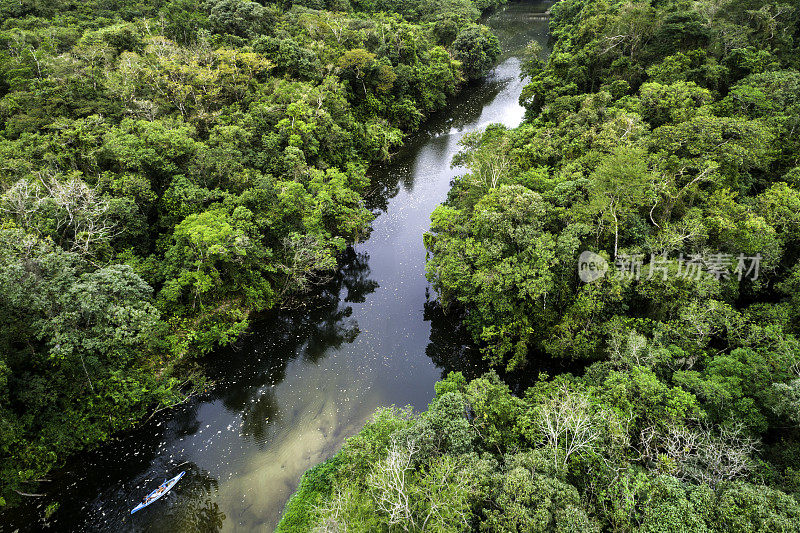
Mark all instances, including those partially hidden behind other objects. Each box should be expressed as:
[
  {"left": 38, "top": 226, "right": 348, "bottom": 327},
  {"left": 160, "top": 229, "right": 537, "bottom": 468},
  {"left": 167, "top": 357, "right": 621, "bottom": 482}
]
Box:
[{"left": 1, "top": 2, "right": 551, "bottom": 531}]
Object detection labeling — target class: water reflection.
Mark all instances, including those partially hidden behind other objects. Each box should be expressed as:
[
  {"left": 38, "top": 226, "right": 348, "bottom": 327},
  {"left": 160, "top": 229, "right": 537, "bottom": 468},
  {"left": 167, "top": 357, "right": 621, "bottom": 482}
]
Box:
[
  {"left": 210, "top": 248, "right": 376, "bottom": 384},
  {"left": 212, "top": 249, "right": 379, "bottom": 446},
  {"left": 365, "top": 69, "right": 514, "bottom": 215},
  {"left": 424, "top": 295, "right": 587, "bottom": 395},
  {"left": 423, "top": 298, "right": 487, "bottom": 382}
]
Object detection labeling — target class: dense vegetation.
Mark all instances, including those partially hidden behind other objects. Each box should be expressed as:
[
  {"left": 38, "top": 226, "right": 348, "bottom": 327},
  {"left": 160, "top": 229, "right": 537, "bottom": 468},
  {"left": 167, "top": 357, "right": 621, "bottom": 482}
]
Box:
[
  {"left": 280, "top": 0, "right": 800, "bottom": 530},
  {"left": 0, "top": 0, "right": 505, "bottom": 505},
  {"left": 427, "top": 0, "right": 800, "bottom": 371}
]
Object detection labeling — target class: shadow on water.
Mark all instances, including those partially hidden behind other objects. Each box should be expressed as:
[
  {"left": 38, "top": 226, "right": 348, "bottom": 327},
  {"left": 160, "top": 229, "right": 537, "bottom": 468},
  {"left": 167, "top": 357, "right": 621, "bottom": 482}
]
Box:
[
  {"left": 205, "top": 248, "right": 378, "bottom": 446},
  {"left": 1, "top": 2, "right": 554, "bottom": 531},
  {"left": 424, "top": 298, "right": 589, "bottom": 396},
  {"left": 364, "top": 66, "right": 512, "bottom": 215}
]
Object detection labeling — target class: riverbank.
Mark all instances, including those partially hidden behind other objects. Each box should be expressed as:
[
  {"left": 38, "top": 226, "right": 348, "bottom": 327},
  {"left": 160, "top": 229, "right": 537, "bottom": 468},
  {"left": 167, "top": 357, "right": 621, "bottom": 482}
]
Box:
[
  {"left": 0, "top": 0, "right": 511, "bottom": 520},
  {"left": 0, "top": 2, "right": 554, "bottom": 531}
]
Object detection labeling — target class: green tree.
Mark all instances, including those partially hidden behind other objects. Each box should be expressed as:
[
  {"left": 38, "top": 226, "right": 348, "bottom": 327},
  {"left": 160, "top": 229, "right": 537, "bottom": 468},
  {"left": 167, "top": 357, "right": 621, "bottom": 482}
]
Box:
[
  {"left": 452, "top": 24, "right": 501, "bottom": 80},
  {"left": 588, "top": 146, "right": 652, "bottom": 258}
]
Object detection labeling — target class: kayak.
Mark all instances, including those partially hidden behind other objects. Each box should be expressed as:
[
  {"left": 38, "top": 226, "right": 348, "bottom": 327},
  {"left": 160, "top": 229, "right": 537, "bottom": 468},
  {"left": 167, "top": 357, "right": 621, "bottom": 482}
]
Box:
[{"left": 130, "top": 471, "right": 185, "bottom": 514}]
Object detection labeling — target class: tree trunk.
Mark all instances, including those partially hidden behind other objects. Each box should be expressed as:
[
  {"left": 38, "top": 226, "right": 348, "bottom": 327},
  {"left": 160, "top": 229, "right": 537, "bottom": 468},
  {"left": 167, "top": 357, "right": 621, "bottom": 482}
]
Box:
[{"left": 611, "top": 203, "right": 619, "bottom": 259}]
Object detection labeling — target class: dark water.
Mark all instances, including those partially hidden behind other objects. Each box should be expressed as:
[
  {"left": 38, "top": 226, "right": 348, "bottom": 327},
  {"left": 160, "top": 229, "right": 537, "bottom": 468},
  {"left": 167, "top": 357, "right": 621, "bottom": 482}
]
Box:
[{"left": 1, "top": 3, "right": 551, "bottom": 531}]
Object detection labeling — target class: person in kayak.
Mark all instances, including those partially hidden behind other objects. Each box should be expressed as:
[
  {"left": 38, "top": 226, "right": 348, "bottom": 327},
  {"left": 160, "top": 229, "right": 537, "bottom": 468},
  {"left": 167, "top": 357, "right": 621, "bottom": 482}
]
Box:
[
  {"left": 131, "top": 471, "right": 185, "bottom": 514},
  {"left": 144, "top": 483, "right": 166, "bottom": 504}
]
